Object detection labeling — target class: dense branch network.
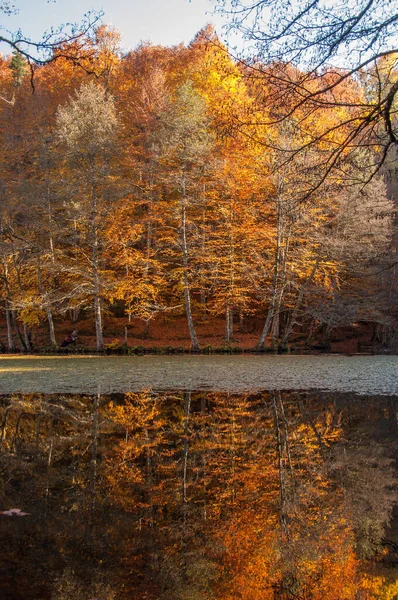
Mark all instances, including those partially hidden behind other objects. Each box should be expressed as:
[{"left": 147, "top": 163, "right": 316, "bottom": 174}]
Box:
[
  {"left": 216, "top": 0, "right": 398, "bottom": 190},
  {"left": 0, "top": 6, "right": 103, "bottom": 65}
]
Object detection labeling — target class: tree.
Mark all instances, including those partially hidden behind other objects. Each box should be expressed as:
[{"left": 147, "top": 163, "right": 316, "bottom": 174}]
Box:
[
  {"left": 157, "top": 81, "right": 215, "bottom": 351},
  {"left": 216, "top": 0, "right": 398, "bottom": 192},
  {"left": 56, "top": 81, "right": 118, "bottom": 350},
  {"left": 304, "top": 176, "right": 395, "bottom": 341},
  {"left": 106, "top": 44, "right": 173, "bottom": 339}
]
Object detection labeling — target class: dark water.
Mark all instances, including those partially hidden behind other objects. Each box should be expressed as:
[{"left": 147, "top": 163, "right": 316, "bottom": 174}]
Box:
[{"left": 0, "top": 389, "right": 397, "bottom": 599}]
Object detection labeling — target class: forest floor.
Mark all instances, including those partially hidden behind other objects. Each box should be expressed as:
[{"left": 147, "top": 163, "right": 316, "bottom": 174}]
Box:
[{"left": 0, "top": 313, "right": 387, "bottom": 354}]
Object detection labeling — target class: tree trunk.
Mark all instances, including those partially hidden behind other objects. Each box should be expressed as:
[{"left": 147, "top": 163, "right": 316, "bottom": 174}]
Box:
[
  {"left": 239, "top": 310, "right": 244, "bottom": 332},
  {"left": 5, "top": 305, "right": 14, "bottom": 351},
  {"left": 281, "top": 256, "right": 321, "bottom": 348},
  {"left": 22, "top": 323, "right": 32, "bottom": 352},
  {"left": 11, "top": 252, "right": 33, "bottom": 351},
  {"left": 11, "top": 310, "right": 26, "bottom": 351},
  {"left": 142, "top": 319, "right": 150, "bottom": 339},
  {"left": 3, "top": 258, "right": 24, "bottom": 350},
  {"left": 2, "top": 262, "right": 16, "bottom": 351},
  {"left": 257, "top": 197, "right": 284, "bottom": 350},
  {"left": 91, "top": 179, "right": 104, "bottom": 351},
  {"left": 225, "top": 306, "right": 234, "bottom": 343},
  {"left": 47, "top": 182, "right": 56, "bottom": 264},
  {"left": 37, "top": 253, "right": 57, "bottom": 348},
  {"left": 181, "top": 172, "right": 199, "bottom": 351}
]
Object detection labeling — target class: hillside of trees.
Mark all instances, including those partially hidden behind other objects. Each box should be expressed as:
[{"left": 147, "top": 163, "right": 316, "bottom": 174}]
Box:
[{"left": 0, "top": 25, "right": 397, "bottom": 352}]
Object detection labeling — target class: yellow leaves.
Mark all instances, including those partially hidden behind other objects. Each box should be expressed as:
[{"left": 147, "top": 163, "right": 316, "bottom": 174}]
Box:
[
  {"left": 382, "top": 580, "right": 398, "bottom": 600},
  {"left": 18, "top": 304, "right": 46, "bottom": 327},
  {"left": 359, "top": 574, "right": 387, "bottom": 596},
  {"left": 357, "top": 573, "right": 398, "bottom": 600}
]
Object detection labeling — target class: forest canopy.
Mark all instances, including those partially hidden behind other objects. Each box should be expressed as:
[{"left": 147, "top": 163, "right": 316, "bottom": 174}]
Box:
[{"left": 0, "top": 21, "right": 397, "bottom": 352}]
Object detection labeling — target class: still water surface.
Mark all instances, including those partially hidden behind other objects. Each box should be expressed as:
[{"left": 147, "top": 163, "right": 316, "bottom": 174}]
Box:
[
  {"left": 0, "top": 357, "right": 397, "bottom": 598},
  {"left": 0, "top": 354, "right": 398, "bottom": 394}
]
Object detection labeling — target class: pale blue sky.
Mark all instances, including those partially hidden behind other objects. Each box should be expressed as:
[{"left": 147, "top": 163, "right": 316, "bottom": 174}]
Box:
[{"left": 0, "top": 0, "right": 232, "bottom": 56}]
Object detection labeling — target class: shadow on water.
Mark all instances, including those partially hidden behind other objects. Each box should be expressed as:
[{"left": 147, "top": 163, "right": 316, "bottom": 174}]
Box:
[{"left": 0, "top": 388, "right": 397, "bottom": 599}]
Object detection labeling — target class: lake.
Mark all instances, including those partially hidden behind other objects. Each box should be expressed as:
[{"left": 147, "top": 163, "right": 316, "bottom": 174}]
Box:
[
  {"left": 0, "top": 356, "right": 397, "bottom": 599},
  {"left": 0, "top": 354, "right": 398, "bottom": 394}
]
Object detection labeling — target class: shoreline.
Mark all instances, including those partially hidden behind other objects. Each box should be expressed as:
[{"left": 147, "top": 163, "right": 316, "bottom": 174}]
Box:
[{"left": 0, "top": 346, "right": 394, "bottom": 357}]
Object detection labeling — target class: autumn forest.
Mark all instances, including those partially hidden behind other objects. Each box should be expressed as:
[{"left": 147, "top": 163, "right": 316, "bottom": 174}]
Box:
[
  {"left": 0, "top": 24, "right": 397, "bottom": 352},
  {"left": 1, "top": 8, "right": 398, "bottom": 600}
]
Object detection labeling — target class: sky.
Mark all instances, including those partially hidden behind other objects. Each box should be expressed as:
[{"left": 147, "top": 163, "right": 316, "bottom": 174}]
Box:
[{"left": 0, "top": 0, "right": 232, "bottom": 56}]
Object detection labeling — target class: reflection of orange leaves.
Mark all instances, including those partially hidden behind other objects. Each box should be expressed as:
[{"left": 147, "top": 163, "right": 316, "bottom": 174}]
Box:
[
  {"left": 107, "top": 392, "right": 164, "bottom": 430},
  {"left": 297, "top": 547, "right": 359, "bottom": 599},
  {"left": 104, "top": 391, "right": 166, "bottom": 511},
  {"left": 215, "top": 511, "right": 279, "bottom": 600}
]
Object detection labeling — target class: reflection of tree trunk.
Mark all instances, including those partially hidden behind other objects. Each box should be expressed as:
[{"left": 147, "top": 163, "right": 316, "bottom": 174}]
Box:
[
  {"left": 0, "top": 406, "right": 10, "bottom": 447},
  {"left": 10, "top": 412, "right": 29, "bottom": 453},
  {"left": 35, "top": 413, "right": 43, "bottom": 454},
  {"left": 87, "top": 391, "right": 100, "bottom": 554},
  {"left": 44, "top": 438, "right": 53, "bottom": 519},
  {"left": 277, "top": 392, "right": 294, "bottom": 477},
  {"left": 181, "top": 172, "right": 199, "bottom": 351},
  {"left": 299, "top": 400, "right": 326, "bottom": 458},
  {"left": 387, "top": 398, "right": 398, "bottom": 436},
  {"left": 202, "top": 454, "right": 207, "bottom": 521},
  {"left": 200, "top": 395, "right": 207, "bottom": 520},
  {"left": 181, "top": 391, "right": 191, "bottom": 552},
  {"left": 145, "top": 427, "right": 154, "bottom": 528},
  {"left": 90, "top": 391, "right": 99, "bottom": 516},
  {"left": 230, "top": 407, "right": 236, "bottom": 505},
  {"left": 271, "top": 391, "right": 290, "bottom": 539},
  {"left": 182, "top": 391, "right": 191, "bottom": 505}
]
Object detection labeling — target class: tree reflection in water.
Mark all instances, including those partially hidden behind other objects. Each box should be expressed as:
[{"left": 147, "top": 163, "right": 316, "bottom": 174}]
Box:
[{"left": 0, "top": 390, "right": 397, "bottom": 599}]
